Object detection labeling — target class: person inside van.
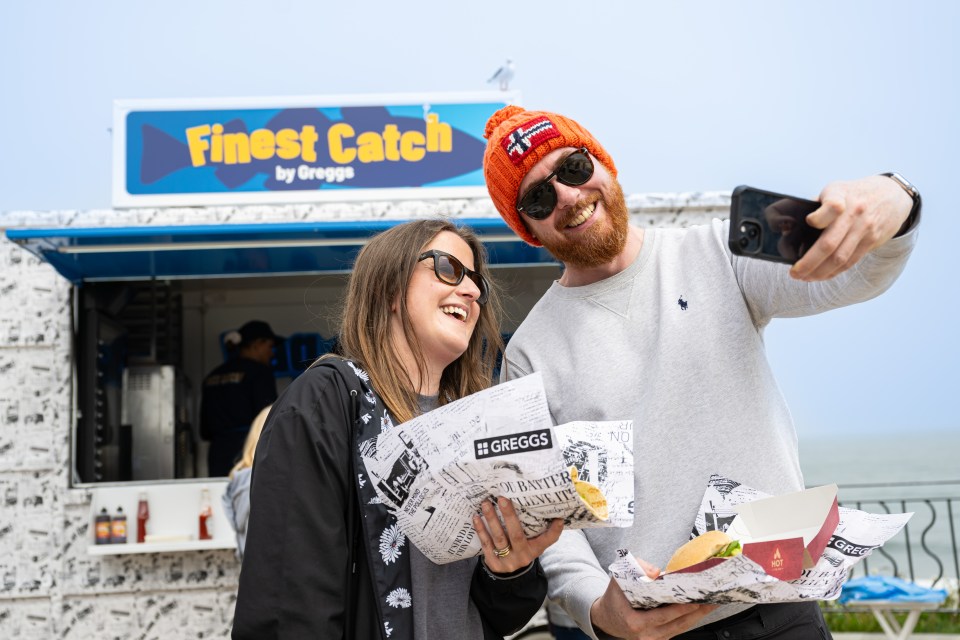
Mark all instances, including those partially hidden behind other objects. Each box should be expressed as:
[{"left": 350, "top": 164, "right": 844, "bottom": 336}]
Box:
[{"left": 200, "top": 320, "right": 279, "bottom": 477}]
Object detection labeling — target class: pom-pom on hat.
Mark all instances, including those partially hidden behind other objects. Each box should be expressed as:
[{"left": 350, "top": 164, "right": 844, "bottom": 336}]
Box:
[{"left": 482, "top": 105, "right": 617, "bottom": 246}]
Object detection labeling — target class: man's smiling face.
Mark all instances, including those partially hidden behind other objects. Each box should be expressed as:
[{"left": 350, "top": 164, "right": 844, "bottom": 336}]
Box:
[{"left": 517, "top": 147, "right": 629, "bottom": 268}]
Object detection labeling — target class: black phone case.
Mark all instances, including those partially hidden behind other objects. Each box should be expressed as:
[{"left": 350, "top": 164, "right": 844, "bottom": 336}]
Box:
[{"left": 728, "top": 185, "right": 822, "bottom": 265}]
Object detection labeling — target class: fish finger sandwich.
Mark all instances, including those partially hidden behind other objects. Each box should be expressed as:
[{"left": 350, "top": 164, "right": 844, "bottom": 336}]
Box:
[{"left": 665, "top": 530, "right": 742, "bottom": 573}]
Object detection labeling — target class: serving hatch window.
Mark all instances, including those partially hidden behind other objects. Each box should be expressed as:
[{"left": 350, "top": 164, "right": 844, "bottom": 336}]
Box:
[
  {"left": 75, "top": 273, "right": 350, "bottom": 484},
  {"left": 71, "top": 265, "right": 557, "bottom": 485}
]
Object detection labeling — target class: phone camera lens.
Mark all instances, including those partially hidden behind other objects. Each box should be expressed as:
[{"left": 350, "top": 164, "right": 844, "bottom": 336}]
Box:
[
  {"left": 747, "top": 227, "right": 758, "bottom": 238},
  {"left": 739, "top": 237, "right": 749, "bottom": 248}
]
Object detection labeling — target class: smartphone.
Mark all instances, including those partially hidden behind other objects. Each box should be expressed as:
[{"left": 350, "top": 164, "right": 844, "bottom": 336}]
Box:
[{"left": 728, "top": 185, "right": 822, "bottom": 264}]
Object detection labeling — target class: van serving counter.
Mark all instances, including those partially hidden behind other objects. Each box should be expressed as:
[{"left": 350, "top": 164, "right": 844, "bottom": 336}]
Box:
[{"left": 86, "top": 480, "right": 236, "bottom": 556}]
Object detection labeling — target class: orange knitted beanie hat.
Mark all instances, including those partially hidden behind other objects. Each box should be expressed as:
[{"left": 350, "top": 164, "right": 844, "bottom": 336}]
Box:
[{"left": 482, "top": 105, "right": 617, "bottom": 246}]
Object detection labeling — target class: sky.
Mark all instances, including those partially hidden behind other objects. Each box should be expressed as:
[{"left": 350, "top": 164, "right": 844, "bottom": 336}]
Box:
[{"left": 1, "top": 1, "right": 957, "bottom": 439}]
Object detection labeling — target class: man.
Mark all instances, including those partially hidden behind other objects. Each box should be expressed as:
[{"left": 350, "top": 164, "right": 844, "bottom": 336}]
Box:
[
  {"left": 200, "top": 320, "right": 280, "bottom": 477},
  {"left": 482, "top": 105, "right": 919, "bottom": 640}
]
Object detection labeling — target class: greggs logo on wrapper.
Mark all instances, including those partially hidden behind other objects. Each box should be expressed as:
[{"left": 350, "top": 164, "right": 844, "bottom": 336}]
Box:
[{"left": 474, "top": 428, "right": 553, "bottom": 459}]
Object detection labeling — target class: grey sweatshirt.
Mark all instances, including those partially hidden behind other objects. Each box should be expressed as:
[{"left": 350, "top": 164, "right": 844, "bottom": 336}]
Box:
[{"left": 503, "top": 218, "right": 917, "bottom": 638}]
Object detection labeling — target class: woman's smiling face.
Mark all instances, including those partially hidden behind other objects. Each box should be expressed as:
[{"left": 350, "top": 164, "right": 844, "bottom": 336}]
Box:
[{"left": 398, "top": 230, "right": 483, "bottom": 372}]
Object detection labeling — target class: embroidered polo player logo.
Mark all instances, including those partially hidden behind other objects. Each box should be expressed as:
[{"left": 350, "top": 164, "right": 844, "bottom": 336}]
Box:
[
  {"left": 500, "top": 116, "right": 560, "bottom": 165},
  {"left": 678, "top": 296, "right": 688, "bottom": 311}
]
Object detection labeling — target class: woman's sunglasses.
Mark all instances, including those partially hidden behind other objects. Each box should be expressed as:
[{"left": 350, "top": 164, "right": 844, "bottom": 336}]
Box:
[
  {"left": 515, "top": 148, "right": 595, "bottom": 220},
  {"left": 417, "top": 250, "right": 490, "bottom": 305}
]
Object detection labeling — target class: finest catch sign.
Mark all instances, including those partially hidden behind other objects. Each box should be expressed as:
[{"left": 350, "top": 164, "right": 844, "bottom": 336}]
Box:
[{"left": 112, "top": 92, "right": 519, "bottom": 207}]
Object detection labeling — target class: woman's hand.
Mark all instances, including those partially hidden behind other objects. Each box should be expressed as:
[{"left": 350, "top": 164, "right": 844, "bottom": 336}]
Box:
[{"left": 472, "top": 496, "right": 564, "bottom": 574}]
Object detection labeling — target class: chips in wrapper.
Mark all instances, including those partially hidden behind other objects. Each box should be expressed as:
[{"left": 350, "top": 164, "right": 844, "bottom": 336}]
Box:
[{"left": 570, "top": 466, "right": 609, "bottom": 521}]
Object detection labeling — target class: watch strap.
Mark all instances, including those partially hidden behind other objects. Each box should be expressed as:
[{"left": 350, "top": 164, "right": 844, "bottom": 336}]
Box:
[{"left": 882, "top": 172, "right": 921, "bottom": 237}]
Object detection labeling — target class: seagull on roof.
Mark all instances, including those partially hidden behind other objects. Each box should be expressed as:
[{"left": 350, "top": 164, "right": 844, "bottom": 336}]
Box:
[{"left": 487, "top": 59, "right": 515, "bottom": 91}]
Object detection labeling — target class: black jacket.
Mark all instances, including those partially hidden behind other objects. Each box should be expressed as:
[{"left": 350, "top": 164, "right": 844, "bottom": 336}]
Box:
[{"left": 232, "top": 362, "right": 546, "bottom": 639}]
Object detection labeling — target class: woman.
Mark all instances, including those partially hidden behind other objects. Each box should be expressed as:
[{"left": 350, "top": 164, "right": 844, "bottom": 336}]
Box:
[
  {"left": 233, "top": 219, "right": 562, "bottom": 639},
  {"left": 222, "top": 403, "right": 272, "bottom": 560}
]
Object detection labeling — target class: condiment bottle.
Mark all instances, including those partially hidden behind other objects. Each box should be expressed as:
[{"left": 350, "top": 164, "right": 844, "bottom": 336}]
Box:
[
  {"left": 95, "top": 507, "right": 111, "bottom": 545},
  {"left": 110, "top": 506, "right": 127, "bottom": 544},
  {"left": 136, "top": 492, "right": 149, "bottom": 544},
  {"left": 198, "top": 487, "right": 213, "bottom": 540}
]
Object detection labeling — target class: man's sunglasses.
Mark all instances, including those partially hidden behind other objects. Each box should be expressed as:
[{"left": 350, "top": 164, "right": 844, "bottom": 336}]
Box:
[
  {"left": 515, "top": 148, "right": 595, "bottom": 220},
  {"left": 417, "top": 250, "right": 490, "bottom": 305}
]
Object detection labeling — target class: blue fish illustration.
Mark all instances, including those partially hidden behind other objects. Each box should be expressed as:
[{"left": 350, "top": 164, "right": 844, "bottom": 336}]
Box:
[
  {"left": 140, "top": 117, "right": 251, "bottom": 186},
  {"left": 140, "top": 124, "right": 191, "bottom": 184},
  {"left": 137, "top": 107, "right": 486, "bottom": 191}
]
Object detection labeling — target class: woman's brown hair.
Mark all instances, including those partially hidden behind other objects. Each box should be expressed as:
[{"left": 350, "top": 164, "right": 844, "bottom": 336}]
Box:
[{"left": 335, "top": 219, "right": 503, "bottom": 423}]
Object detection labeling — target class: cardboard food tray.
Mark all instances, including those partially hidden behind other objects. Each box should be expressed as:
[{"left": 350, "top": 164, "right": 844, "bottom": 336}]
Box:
[
  {"left": 610, "top": 476, "right": 913, "bottom": 608},
  {"left": 670, "top": 483, "right": 839, "bottom": 581}
]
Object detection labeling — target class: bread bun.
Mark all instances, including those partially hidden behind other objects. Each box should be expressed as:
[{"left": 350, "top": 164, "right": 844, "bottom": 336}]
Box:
[{"left": 665, "top": 530, "right": 734, "bottom": 573}]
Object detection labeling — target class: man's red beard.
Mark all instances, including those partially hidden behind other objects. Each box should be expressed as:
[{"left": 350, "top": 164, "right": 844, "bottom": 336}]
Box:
[{"left": 538, "top": 178, "right": 629, "bottom": 269}]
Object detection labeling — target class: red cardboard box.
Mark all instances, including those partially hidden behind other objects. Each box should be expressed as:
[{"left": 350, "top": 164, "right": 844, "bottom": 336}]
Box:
[
  {"left": 673, "top": 484, "right": 840, "bottom": 581},
  {"left": 728, "top": 483, "right": 840, "bottom": 580}
]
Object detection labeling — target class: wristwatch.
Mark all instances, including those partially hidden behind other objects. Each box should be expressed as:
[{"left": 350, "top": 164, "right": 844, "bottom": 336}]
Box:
[{"left": 882, "top": 172, "right": 921, "bottom": 237}]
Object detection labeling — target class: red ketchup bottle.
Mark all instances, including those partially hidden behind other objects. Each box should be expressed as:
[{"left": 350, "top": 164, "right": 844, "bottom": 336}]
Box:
[
  {"left": 198, "top": 487, "right": 213, "bottom": 541},
  {"left": 136, "top": 492, "right": 149, "bottom": 543}
]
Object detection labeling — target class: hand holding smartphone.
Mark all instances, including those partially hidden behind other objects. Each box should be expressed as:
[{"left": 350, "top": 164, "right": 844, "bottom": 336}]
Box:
[{"left": 728, "top": 186, "right": 822, "bottom": 264}]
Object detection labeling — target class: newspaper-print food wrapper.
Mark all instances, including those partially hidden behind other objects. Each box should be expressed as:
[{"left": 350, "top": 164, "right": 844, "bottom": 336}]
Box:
[
  {"left": 361, "top": 372, "right": 634, "bottom": 564},
  {"left": 609, "top": 475, "right": 912, "bottom": 607}
]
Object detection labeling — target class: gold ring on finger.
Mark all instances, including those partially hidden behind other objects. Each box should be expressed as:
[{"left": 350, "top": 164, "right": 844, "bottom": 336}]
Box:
[{"left": 494, "top": 544, "right": 512, "bottom": 558}]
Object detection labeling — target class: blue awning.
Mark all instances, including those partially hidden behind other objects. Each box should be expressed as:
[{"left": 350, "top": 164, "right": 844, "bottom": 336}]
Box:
[{"left": 5, "top": 218, "right": 557, "bottom": 284}]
